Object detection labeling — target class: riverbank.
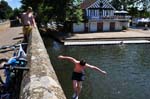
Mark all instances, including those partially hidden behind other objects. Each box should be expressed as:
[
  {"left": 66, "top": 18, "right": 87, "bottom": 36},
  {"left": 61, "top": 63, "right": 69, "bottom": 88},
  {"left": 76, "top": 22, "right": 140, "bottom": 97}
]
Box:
[
  {"left": 65, "top": 28, "right": 150, "bottom": 40},
  {"left": 41, "top": 27, "right": 150, "bottom": 45}
]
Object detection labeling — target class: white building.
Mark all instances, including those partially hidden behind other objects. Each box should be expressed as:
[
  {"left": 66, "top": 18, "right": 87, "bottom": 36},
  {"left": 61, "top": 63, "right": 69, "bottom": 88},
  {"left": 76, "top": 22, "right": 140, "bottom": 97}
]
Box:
[{"left": 73, "top": 0, "right": 130, "bottom": 32}]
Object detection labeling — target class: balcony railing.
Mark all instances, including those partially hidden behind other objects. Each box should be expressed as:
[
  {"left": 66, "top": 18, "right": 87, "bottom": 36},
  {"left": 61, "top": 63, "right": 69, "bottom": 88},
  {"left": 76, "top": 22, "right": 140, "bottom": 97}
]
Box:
[{"left": 87, "top": 16, "right": 130, "bottom": 21}]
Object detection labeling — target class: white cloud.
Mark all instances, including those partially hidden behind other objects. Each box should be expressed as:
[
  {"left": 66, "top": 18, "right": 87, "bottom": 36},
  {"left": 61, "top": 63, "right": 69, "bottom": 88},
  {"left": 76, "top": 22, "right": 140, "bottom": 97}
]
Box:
[
  {"left": 4, "top": 0, "right": 13, "bottom": 1},
  {"left": 3, "top": 0, "right": 22, "bottom": 9}
]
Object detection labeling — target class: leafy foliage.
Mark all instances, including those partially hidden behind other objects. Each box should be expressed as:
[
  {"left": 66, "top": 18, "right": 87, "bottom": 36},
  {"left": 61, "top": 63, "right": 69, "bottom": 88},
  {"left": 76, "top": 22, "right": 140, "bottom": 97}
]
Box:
[
  {"left": 10, "top": 8, "right": 22, "bottom": 19},
  {"left": 0, "top": 0, "right": 13, "bottom": 19},
  {"left": 18, "top": 0, "right": 150, "bottom": 32},
  {"left": 65, "top": 0, "right": 83, "bottom": 23},
  {"left": 110, "top": 0, "right": 150, "bottom": 17},
  {"left": 20, "top": 0, "right": 83, "bottom": 25}
]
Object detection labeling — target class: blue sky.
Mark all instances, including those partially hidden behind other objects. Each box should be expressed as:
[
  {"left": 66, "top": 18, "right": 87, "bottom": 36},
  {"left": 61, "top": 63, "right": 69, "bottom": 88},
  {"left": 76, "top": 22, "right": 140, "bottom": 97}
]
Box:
[{"left": 5, "top": 0, "right": 22, "bottom": 9}]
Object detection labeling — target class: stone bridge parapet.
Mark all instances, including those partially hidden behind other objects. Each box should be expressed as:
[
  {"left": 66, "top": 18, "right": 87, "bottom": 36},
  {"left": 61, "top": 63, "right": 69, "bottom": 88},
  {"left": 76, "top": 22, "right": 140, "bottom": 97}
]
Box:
[{"left": 20, "top": 27, "right": 66, "bottom": 99}]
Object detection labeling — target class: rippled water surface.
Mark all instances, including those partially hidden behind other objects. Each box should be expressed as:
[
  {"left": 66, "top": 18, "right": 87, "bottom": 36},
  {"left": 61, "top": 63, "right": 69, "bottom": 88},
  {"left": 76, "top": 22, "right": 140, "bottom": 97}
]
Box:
[{"left": 43, "top": 37, "right": 150, "bottom": 99}]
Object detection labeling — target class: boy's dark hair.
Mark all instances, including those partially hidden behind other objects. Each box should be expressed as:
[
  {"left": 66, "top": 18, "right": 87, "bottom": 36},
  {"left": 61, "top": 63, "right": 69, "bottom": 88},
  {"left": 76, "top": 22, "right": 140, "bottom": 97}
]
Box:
[{"left": 80, "top": 60, "right": 86, "bottom": 66}]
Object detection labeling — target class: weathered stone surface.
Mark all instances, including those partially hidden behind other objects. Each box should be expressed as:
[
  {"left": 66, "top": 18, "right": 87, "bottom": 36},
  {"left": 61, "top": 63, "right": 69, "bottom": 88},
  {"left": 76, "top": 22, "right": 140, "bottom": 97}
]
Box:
[{"left": 20, "top": 27, "right": 66, "bottom": 99}]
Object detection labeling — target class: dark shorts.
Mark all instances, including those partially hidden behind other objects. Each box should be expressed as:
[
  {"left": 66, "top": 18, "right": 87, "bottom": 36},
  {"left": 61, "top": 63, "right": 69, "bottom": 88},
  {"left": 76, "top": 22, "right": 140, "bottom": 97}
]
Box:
[{"left": 72, "top": 72, "right": 85, "bottom": 81}]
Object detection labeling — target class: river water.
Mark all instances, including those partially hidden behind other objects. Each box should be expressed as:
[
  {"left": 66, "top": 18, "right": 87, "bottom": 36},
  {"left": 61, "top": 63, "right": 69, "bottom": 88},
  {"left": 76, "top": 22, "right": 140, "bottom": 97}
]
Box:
[{"left": 43, "top": 37, "right": 150, "bottom": 99}]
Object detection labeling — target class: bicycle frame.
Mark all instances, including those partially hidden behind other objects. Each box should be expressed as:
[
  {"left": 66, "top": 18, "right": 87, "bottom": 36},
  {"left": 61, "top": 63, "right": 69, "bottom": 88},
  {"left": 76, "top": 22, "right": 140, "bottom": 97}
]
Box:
[
  {"left": 13, "top": 44, "right": 27, "bottom": 58},
  {"left": 0, "top": 93, "right": 10, "bottom": 99},
  {"left": 0, "top": 43, "right": 28, "bottom": 99},
  {"left": 4, "top": 43, "right": 28, "bottom": 67},
  {"left": 0, "top": 64, "right": 29, "bottom": 99}
]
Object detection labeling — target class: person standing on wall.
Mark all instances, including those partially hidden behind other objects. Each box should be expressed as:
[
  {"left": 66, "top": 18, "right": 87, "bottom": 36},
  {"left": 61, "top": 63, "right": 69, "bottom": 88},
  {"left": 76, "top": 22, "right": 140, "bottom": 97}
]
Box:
[
  {"left": 58, "top": 55, "right": 107, "bottom": 99},
  {"left": 21, "top": 6, "right": 36, "bottom": 42}
]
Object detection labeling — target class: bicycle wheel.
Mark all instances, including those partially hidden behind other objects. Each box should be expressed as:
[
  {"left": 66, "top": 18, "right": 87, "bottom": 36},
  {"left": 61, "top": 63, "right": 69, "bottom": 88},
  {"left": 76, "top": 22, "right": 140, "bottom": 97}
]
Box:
[
  {"left": 0, "top": 58, "right": 8, "bottom": 67},
  {"left": 0, "top": 58, "right": 8, "bottom": 85}
]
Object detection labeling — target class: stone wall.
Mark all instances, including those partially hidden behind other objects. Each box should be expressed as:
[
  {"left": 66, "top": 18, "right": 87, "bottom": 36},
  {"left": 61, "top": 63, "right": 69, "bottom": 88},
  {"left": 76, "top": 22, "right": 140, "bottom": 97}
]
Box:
[
  {"left": 20, "top": 27, "right": 67, "bottom": 99},
  {"left": 0, "top": 20, "right": 10, "bottom": 31}
]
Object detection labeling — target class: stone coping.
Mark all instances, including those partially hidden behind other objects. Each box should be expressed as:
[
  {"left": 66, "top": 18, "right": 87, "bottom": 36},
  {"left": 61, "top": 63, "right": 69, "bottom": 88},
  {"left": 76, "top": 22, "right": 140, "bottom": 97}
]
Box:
[{"left": 20, "top": 27, "right": 66, "bottom": 99}]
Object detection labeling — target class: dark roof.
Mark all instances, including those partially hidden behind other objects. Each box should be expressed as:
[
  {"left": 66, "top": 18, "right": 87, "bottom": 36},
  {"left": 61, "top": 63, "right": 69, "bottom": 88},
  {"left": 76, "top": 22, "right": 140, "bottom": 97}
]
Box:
[
  {"left": 80, "top": 0, "right": 115, "bottom": 10},
  {"left": 80, "top": 0, "right": 96, "bottom": 9}
]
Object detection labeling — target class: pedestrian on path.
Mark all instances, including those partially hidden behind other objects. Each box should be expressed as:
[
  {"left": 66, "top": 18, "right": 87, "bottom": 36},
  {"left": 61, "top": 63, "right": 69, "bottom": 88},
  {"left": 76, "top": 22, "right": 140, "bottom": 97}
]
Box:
[
  {"left": 58, "top": 55, "right": 107, "bottom": 99},
  {"left": 21, "top": 6, "right": 36, "bottom": 42}
]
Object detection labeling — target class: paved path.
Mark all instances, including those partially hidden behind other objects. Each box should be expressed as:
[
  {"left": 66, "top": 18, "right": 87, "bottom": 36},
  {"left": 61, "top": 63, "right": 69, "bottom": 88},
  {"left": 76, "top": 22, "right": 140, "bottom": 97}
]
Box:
[
  {"left": 0, "top": 26, "right": 23, "bottom": 58},
  {"left": 0, "top": 26, "right": 23, "bottom": 84},
  {"left": 63, "top": 28, "right": 150, "bottom": 45},
  {"left": 65, "top": 28, "right": 150, "bottom": 40}
]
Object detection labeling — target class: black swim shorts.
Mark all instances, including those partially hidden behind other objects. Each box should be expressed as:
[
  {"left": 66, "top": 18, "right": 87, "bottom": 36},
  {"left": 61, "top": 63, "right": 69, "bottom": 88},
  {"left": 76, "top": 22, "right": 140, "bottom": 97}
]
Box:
[{"left": 72, "top": 72, "right": 85, "bottom": 81}]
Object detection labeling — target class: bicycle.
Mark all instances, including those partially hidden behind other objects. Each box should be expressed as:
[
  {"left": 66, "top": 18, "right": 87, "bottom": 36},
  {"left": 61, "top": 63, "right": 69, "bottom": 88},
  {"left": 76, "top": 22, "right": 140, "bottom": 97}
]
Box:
[
  {"left": 0, "top": 65, "right": 29, "bottom": 99},
  {"left": 0, "top": 43, "right": 27, "bottom": 65},
  {"left": 0, "top": 43, "right": 28, "bottom": 99},
  {"left": 0, "top": 43, "right": 27, "bottom": 57}
]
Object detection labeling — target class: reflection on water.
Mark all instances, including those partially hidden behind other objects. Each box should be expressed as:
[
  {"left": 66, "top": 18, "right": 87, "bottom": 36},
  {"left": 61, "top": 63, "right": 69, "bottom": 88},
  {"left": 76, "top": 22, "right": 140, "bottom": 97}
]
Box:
[{"left": 43, "top": 37, "right": 150, "bottom": 99}]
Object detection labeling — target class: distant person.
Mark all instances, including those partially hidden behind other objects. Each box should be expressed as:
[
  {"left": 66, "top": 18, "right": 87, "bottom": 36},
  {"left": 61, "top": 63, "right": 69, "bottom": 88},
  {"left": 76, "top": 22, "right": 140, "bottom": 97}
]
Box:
[
  {"left": 58, "top": 55, "right": 107, "bottom": 99},
  {"left": 144, "top": 24, "right": 148, "bottom": 30},
  {"left": 21, "top": 6, "right": 36, "bottom": 42}
]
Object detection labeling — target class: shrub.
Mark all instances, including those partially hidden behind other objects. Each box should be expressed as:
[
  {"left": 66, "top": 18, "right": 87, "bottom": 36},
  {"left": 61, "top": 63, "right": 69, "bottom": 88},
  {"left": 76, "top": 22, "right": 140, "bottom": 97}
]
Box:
[{"left": 122, "top": 26, "right": 127, "bottom": 30}]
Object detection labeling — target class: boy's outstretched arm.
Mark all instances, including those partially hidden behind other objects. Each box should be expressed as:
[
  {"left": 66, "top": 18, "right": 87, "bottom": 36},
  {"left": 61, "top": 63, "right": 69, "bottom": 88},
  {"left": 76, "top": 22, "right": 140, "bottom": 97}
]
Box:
[
  {"left": 58, "top": 55, "right": 78, "bottom": 63},
  {"left": 86, "top": 64, "right": 107, "bottom": 75}
]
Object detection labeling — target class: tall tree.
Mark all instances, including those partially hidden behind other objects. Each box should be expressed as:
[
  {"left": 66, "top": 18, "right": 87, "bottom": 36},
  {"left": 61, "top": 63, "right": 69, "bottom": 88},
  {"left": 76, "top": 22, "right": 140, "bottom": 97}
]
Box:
[
  {"left": 110, "top": 0, "right": 136, "bottom": 10},
  {"left": 130, "top": 0, "right": 150, "bottom": 17},
  {"left": 110, "top": 0, "right": 150, "bottom": 17},
  {"left": 110, "top": 0, "right": 150, "bottom": 11},
  {"left": 11, "top": 8, "right": 22, "bottom": 19},
  {"left": 0, "top": 0, "right": 13, "bottom": 19},
  {"left": 20, "top": 0, "right": 83, "bottom": 25},
  {"left": 65, "top": 0, "right": 83, "bottom": 22},
  {"left": 135, "top": 0, "right": 150, "bottom": 10}
]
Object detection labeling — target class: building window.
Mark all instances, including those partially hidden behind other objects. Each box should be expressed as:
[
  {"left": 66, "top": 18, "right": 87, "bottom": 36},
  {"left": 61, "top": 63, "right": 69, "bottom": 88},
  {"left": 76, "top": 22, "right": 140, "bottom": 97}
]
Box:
[{"left": 106, "top": 10, "right": 109, "bottom": 16}]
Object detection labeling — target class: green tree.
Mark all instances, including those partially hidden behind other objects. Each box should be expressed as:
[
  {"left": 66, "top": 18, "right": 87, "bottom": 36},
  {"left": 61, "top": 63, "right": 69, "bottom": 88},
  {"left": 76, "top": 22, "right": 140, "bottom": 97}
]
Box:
[
  {"left": 66, "top": 0, "right": 83, "bottom": 23},
  {"left": 110, "top": 0, "right": 150, "bottom": 17},
  {"left": 128, "top": 7, "right": 139, "bottom": 17},
  {"left": 37, "top": 3, "right": 53, "bottom": 24},
  {"left": 135, "top": 0, "right": 150, "bottom": 10},
  {"left": 132, "top": 0, "right": 150, "bottom": 17},
  {"left": 20, "top": 0, "right": 83, "bottom": 32},
  {"left": 20, "top": 0, "right": 83, "bottom": 24},
  {"left": 10, "top": 8, "right": 22, "bottom": 19},
  {"left": 0, "top": 0, "right": 13, "bottom": 19},
  {"left": 110, "top": 0, "right": 136, "bottom": 10},
  {"left": 110, "top": 0, "right": 123, "bottom": 10}
]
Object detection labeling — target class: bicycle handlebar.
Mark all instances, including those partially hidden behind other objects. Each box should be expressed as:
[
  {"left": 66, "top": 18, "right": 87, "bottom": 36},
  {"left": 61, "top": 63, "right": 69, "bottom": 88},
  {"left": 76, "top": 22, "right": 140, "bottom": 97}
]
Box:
[
  {"left": 0, "top": 66, "right": 29, "bottom": 71},
  {"left": 0, "top": 43, "right": 28, "bottom": 50}
]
